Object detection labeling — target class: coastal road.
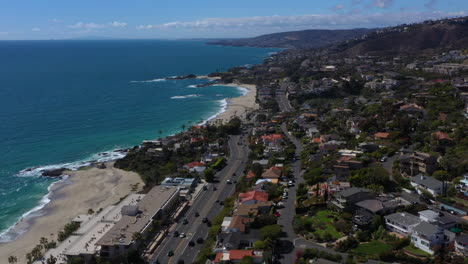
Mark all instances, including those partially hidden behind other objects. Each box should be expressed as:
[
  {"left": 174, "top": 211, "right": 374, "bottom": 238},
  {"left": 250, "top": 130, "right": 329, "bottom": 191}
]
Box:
[{"left": 150, "top": 132, "right": 250, "bottom": 264}]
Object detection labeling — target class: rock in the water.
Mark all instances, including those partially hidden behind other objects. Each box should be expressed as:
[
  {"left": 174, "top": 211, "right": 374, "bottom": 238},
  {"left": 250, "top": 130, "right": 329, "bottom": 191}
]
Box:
[
  {"left": 166, "top": 74, "right": 197, "bottom": 80},
  {"left": 42, "top": 168, "right": 67, "bottom": 177}
]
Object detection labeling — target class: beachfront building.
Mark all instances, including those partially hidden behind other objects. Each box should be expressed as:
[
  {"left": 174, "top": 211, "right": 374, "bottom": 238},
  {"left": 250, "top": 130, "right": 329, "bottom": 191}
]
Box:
[
  {"left": 96, "top": 186, "right": 180, "bottom": 258},
  {"left": 161, "top": 177, "right": 197, "bottom": 193}
]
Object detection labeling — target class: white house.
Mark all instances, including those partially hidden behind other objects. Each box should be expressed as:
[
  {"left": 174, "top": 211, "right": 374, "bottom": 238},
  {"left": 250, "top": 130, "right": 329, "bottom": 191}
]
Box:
[
  {"left": 384, "top": 212, "right": 422, "bottom": 236},
  {"left": 410, "top": 222, "right": 445, "bottom": 255}
]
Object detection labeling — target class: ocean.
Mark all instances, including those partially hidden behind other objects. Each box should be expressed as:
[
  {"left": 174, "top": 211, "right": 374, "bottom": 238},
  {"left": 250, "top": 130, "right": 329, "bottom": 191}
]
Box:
[{"left": 0, "top": 39, "right": 277, "bottom": 241}]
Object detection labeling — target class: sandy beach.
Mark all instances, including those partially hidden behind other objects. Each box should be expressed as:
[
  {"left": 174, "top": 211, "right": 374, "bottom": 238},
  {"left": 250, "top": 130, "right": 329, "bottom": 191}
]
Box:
[
  {"left": 209, "top": 83, "right": 259, "bottom": 124},
  {"left": 0, "top": 163, "right": 143, "bottom": 263}
]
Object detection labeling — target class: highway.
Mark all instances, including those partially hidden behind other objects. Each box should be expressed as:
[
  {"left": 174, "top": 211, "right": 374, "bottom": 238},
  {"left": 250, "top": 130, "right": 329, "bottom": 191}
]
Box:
[{"left": 149, "top": 132, "right": 250, "bottom": 264}]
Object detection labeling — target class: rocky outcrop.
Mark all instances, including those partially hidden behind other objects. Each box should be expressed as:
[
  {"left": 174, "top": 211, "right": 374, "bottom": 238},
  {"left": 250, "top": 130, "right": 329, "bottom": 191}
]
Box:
[
  {"left": 42, "top": 168, "right": 67, "bottom": 177},
  {"left": 166, "top": 74, "right": 197, "bottom": 80}
]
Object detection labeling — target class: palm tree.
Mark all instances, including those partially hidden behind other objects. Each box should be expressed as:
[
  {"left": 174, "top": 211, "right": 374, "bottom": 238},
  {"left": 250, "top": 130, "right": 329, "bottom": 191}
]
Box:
[{"left": 8, "top": 256, "right": 17, "bottom": 264}]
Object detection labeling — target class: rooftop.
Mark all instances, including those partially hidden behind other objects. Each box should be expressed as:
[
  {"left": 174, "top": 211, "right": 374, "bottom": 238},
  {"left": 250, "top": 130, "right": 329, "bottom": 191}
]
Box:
[
  {"left": 96, "top": 186, "right": 179, "bottom": 246},
  {"left": 385, "top": 212, "right": 422, "bottom": 227}
]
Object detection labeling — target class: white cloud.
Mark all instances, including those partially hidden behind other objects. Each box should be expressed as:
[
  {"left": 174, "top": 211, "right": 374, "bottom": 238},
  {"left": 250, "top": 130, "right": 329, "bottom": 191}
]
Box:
[
  {"left": 135, "top": 11, "right": 466, "bottom": 32},
  {"left": 331, "top": 4, "right": 345, "bottom": 12},
  {"left": 69, "top": 21, "right": 127, "bottom": 30},
  {"left": 370, "top": 0, "right": 394, "bottom": 8},
  {"left": 32, "top": 27, "right": 41, "bottom": 32}
]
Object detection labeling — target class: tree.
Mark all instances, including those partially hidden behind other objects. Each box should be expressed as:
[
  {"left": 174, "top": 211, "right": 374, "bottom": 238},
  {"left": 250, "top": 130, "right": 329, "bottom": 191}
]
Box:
[
  {"left": 253, "top": 240, "right": 266, "bottom": 249},
  {"left": 46, "top": 255, "right": 57, "bottom": 264},
  {"left": 251, "top": 163, "right": 264, "bottom": 178},
  {"left": 7, "top": 256, "right": 17, "bottom": 264},
  {"left": 204, "top": 168, "right": 215, "bottom": 182},
  {"left": 240, "top": 256, "right": 254, "bottom": 264},
  {"left": 259, "top": 225, "right": 282, "bottom": 240}
]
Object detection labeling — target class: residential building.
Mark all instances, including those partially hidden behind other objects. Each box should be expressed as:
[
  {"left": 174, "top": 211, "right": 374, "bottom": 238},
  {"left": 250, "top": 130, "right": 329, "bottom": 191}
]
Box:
[
  {"left": 330, "top": 187, "right": 372, "bottom": 212},
  {"left": 238, "top": 191, "right": 269, "bottom": 205},
  {"left": 96, "top": 186, "right": 180, "bottom": 258},
  {"left": 410, "top": 174, "right": 444, "bottom": 197},
  {"left": 214, "top": 250, "right": 264, "bottom": 264},
  {"left": 399, "top": 152, "right": 438, "bottom": 176},
  {"left": 384, "top": 212, "right": 422, "bottom": 236},
  {"left": 455, "top": 234, "right": 468, "bottom": 256},
  {"left": 411, "top": 222, "right": 445, "bottom": 254},
  {"left": 161, "top": 177, "right": 197, "bottom": 192}
]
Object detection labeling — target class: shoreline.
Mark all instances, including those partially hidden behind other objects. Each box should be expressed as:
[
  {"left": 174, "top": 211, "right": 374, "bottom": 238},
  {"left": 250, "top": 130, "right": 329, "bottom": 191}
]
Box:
[
  {"left": 207, "top": 83, "right": 259, "bottom": 125},
  {"left": 0, "top": 76, "right": 258, "bottom": 262},
  {"left": 0, "top": 162, "right": 144, "bottom": 263}
]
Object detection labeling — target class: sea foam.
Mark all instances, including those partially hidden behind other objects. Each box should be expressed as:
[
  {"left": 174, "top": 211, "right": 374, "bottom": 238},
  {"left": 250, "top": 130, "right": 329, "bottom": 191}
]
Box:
[{"left": 170, "top": 94, "right": 201, "bottom": 99}]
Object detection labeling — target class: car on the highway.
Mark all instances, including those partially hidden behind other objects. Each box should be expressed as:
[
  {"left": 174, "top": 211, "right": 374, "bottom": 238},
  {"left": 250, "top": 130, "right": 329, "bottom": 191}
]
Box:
[
  {"left": 219, "top": 201, "right": 224, "bottom": 206},
  {"left": 179, "top": 232, "right": 186, "bottom": 238},
  {"left": 227, "top": 179, "right": 232, "bottom": 184},
  {"left": 188, "top": 241, "right": 195, "bottom": 247},
  {"left": 194, "top": 212, "right": 199, "bottom": 217},
  {"left": 173, "top": 231, "right": 179, "bottom": 237},
  {"left": 197, "top": 237, "right": 204, "bottom": 244},
  {"left": 202, "top": 217, "right": 209, "bottom": 223},
  {"left": 167, "top": 250, "right": 174, "bottom": 257},
  {"left": 183, "top": 219, "right": 188, "bottom": 225},
  {"left": 380, "top": 156, "right": 387, "bottom": 162}
]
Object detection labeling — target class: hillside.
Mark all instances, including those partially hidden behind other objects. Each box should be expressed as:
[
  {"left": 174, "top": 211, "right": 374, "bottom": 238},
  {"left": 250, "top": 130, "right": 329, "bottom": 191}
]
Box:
[
  {"left": 335, "top": 17, "right": 468, "bottom": 56},
  {"left": 208, "top": 28, "right": 374, "bottom": 49}
]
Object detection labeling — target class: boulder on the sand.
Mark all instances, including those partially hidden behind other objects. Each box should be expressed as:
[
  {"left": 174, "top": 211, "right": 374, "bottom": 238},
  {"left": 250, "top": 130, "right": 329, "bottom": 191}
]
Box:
[{"left": 42, "top": 168, "right": 67, "bottom": 177}]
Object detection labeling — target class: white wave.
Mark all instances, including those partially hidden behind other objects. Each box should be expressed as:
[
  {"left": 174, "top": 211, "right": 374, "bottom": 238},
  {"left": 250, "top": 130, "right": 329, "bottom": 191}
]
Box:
[
  {"left": 170, "top": 94, "right": 201, "bottom": 99},
  {"left": 200, "top": 99, "right": 228, "bottom": 125},
  {"left": 130, "top": 78, "right": 165, "bottom": 83},
  {"left": 17, "top": 149, "right": 127, "bottom": 178},
  {"left": 187, "top": 85, "right": 198, "bottom": 88},
  {"left": 0, "top": 148, "right": 128, "bottom": 242},
  {"left": 0, "top": 176, "right": 67, "bottom": 242},
  {"left": 235, "top": 86, "right": 249, "bottom": 96}
]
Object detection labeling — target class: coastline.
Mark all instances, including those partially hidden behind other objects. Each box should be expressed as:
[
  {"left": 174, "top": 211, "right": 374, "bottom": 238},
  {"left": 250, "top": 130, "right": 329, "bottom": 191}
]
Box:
[
  {"left": 207, "top": 83, "right": 259, "bottom": 125},
  {"left": 0, "top": 163, "right": 144, "bottom": 263},
  {"left": 0, "top": 77, "right": 258, "bottom": 262}
]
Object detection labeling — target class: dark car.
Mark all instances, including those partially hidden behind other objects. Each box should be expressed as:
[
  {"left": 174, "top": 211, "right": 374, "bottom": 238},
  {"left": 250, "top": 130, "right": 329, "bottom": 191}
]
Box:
[
  {"left": 197, "top": 237, "right": 204, "bottom": 244},
  {"left": 167, "top": 250, "right": 174, "bottom": 257},
  {"left": 188, "top": 241, "right": 195, "bottom": 247},
  {"left": 219, "top": 201, "right": 224, "bottom": 206},
  {"left": 173, "top": 231, "right": 179, "bottom": 237},
  {"left": 202, "top": 217, "right": 209, "bottom": 223},
  {"left": 194, "top": 212, "right": 199, "bottom": 217},
  {"left": 183, "top": 219, "right": 188, "bottom": 225}
]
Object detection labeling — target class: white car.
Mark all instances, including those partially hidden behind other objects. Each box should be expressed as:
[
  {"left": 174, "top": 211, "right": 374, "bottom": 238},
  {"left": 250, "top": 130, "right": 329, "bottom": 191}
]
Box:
[{"left": 179, "top": 232, "right": 186, "bottom": 238}]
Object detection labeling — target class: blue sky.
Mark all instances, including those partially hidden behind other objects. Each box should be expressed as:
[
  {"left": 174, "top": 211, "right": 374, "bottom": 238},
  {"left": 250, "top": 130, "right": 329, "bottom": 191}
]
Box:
[{"left": 0, "top": 0, "right": 467, "bottom": 40}]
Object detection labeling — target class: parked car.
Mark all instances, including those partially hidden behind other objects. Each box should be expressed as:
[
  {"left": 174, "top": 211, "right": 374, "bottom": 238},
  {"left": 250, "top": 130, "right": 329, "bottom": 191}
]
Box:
[
  {"left": 227, "top": 180, "right": 232, "bottom": 184},
  {"left": 167, "top": 251, "right": 174, "bottom": 257}
]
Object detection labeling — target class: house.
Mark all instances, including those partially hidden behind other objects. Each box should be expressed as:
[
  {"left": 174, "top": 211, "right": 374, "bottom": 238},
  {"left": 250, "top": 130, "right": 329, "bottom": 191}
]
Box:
[
  {"left": 232, "top": 202, "right": 273, "bottom": 217},
  {"left": 160, "top": 177, "right": 197, "bottom": 192},
  {"left": 320, "top": 134, "right": 340, "bottom": 143},
  {"left": 432, "top": 131, "right": 453, "bottom": 144},
  {"left": 346, "top": 117, "right": 367, "bottom": 134},
  {"left": 384, "top": 212, "right": 422, "bottom": 236},
  {"left": 246, "top": 171, "right": 256, "bottom": 179},
  {"left": 214, "top": 232, "right": 242, "bottom": 252},
  {"left": 353, "top": 198, "right": 402, "bottom": 227},
  {"left": 411, "top": 222, "right": 445, "bottom": 254},
  {"left": 260, "top": 134, "right": 283, "bottom": 146},
  {"left": 227, "top": 215, "right": 252, "bottom": 233},
  {"left": 183, "top": 161, "right": 206, "bottom": 173},
  {"left": 358, "top": 142, "right": 380, "bottom": 153},
  {"left": 374, "top": 132, "right": 390, "bottom": 140},
  {"left": 410, "top": 174, "right": 444, "bottom": 197},
  {"left": 399, "top": 103, "right": 425, "bottom": 115},
  {"left": 214, "top": 250, "right": 264, "bottom": 264},
  {"left": 330, "top": 187, "right": 372, "bottom": 211},
  {"left": 399, "top": 152, "right": 438, "bottom": 176},
  {"left": 455, "top": 234, "right": 468, "bottom": 256},
  {"left": 261, "top": 167, "right": 282, "bottom": 181},
  {"left": 238, "top": 191, "right": 269, "bottom": 205},
  {"left": 418, "top": 210, "right": 439, "bottom": 223}
]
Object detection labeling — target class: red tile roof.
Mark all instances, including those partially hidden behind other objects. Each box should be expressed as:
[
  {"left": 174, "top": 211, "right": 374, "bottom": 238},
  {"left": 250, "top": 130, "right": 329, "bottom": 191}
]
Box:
[
  {"left": 229, "top": 250, "right": 263, "bottom": 260},
  {"left": 184, "top": 161, "right": 205, "bottom": 168},
  {"left": 246, "top": 170, "right": 256, "bottom": 179},
  {"left": 238, "top": 190, "right": 269, "bottom": 203},
  {"left": 261, "top": 134, "right": 283, "bottom": 141},
  {"left": 374, "top": 132, "right": 390, "bottom": 139},
  {"left": 432, "top": 131, "right": 452, "bottom": 141}
]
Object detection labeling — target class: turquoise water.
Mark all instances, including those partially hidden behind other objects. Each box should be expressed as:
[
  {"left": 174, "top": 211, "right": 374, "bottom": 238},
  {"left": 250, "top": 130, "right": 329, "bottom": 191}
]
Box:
[{"left": 0, "top": 40, "right": 277, "bottom": 240}]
